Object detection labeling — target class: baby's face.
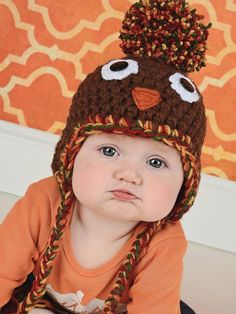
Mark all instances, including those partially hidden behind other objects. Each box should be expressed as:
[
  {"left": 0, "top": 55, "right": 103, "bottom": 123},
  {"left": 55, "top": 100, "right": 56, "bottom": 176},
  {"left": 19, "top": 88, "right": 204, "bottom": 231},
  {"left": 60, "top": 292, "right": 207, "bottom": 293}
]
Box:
[{"left": 72, "top": 133, "right": 183, "bottom": 223}]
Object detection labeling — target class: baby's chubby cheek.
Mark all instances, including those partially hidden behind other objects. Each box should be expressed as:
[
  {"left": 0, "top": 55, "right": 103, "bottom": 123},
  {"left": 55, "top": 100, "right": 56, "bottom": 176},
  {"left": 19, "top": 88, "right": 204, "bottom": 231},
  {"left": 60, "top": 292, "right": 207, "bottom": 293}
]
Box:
[
  {"left": 143, "top": 176, "right": 183, "bottom": 221},
  {"left": 72, "top": 169, "right": 87, "bottom": 201},
  {"left": 72, "top": 158, "right": 102, "bottom": 201}
]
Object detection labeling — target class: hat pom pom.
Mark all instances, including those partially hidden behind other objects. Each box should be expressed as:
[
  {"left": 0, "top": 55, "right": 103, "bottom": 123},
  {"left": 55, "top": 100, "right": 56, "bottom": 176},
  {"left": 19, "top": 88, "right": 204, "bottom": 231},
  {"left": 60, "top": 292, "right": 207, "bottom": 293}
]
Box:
[{"left": 119, "top": 0, "right": 212, "bottom": 72}]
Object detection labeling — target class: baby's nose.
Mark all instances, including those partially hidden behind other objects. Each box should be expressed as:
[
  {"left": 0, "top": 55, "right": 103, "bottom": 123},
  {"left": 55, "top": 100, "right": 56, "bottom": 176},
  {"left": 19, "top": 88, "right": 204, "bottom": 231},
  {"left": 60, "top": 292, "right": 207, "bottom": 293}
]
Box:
[{"left": 114, "top": 168, "right": 142, "bottom": 185}]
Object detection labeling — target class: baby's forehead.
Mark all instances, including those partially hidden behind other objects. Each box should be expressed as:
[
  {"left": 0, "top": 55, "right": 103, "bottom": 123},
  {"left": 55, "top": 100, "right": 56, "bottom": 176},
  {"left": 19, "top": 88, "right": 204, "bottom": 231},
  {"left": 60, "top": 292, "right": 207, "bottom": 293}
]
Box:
[{"left": 85, "top": 132, "right": 177, "bottom": 154}]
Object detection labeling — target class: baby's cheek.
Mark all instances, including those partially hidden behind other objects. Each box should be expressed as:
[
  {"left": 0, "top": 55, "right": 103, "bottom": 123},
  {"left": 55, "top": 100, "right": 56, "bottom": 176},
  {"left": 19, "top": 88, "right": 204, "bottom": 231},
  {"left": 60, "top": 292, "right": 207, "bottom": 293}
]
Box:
[
  {"left": 163, "top": 182, "right": 182, "bottom": 212},
  {"left": 72, "top": 161, "right": 103, "bottom": 200},
  {"left": 72, "top": 169, "right": 90, "bottom": 197},
  {"left": 147, "top": 179, "right": 178, "bottom": 213}
]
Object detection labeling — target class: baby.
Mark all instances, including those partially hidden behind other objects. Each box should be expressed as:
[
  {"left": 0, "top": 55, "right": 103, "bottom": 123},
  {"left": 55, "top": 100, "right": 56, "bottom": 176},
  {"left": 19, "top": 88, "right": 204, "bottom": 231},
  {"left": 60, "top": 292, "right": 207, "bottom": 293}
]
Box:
[{"left": 0, "top": 0, "right": 211, "bottom": 313}]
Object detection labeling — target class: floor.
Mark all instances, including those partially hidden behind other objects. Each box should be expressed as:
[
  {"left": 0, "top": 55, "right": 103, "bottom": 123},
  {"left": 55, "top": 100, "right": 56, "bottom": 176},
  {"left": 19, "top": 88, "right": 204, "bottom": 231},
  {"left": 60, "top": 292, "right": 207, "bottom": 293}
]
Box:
[
  {"left": 1, "top": 192, "right": 236, "bottom": 313},
  {"left": 181, "top": 242, "right": 236, "bottom": 314}
]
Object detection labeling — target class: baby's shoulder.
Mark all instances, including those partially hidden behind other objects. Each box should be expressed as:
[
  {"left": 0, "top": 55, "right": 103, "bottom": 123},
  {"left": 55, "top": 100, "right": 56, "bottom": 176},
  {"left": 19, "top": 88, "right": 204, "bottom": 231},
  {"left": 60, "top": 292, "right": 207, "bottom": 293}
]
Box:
[
  {"left": 27, "top": 176, "right": 60, "bottom": 204},
  {"left": 21, "top": 176, "right": 61, "bottom": 221},
  {"left": 143, "top": 221, "right": 186, "bottom": 255},
  {"left": 29, "top": 175, "right": 58, "bottom": 192},
  {"left": 133, "top": 222, "right": 187, "bottom": 278}
]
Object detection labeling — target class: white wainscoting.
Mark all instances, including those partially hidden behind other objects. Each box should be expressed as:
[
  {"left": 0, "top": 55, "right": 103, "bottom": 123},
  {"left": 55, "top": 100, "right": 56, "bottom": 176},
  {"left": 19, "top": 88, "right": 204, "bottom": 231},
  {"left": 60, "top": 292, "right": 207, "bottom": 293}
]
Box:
[{"left": 1, "top": 120, "right": 236, "bottom": 253}]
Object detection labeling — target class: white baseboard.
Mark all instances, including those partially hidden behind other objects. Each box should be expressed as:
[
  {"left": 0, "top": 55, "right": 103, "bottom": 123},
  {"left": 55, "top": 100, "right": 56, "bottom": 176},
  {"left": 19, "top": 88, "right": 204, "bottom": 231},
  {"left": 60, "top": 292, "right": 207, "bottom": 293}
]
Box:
[
  {"left": 0, "top": 120, "right": 236, "bottom": 253},
  {"left": 0, "top": 120, "right": 59, "bottom": 196}
]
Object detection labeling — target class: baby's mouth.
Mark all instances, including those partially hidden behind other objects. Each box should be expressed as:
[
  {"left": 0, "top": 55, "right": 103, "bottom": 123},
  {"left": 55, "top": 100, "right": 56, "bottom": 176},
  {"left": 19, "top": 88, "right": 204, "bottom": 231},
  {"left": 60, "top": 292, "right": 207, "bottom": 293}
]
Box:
[{"left": 111, "top": 189, "right": 138, "bottom": 201}]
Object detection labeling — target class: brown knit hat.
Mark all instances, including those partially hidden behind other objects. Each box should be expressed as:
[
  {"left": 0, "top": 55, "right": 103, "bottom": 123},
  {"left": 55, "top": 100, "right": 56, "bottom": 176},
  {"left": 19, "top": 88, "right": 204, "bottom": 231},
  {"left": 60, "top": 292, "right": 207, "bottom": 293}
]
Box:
[
  {"left": 52, "top": 56, "right": 205, "bottom": 220},
  {"left": 52, "top": 0, "right": 211, "bottom": 220},
  {"left": 19, "top": 1, "right": 211, "bottom": 313}
]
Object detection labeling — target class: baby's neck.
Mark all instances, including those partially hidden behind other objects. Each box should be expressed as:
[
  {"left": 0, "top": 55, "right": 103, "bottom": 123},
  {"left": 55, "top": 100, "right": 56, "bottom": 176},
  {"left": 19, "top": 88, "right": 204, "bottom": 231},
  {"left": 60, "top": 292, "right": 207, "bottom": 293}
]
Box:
[
  {"left": 69, "top": 201, "right": 139, "bottom": 269},
  {"left": 72, "top": 201, "right": 138, "bottom": 244}
]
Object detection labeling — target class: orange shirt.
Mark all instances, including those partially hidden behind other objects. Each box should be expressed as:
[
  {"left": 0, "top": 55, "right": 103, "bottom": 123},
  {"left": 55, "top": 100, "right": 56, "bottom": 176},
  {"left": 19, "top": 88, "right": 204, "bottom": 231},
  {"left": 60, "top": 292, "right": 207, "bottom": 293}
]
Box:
[{"left": 0, "top": 176, "right": 187, "bottom": 314}]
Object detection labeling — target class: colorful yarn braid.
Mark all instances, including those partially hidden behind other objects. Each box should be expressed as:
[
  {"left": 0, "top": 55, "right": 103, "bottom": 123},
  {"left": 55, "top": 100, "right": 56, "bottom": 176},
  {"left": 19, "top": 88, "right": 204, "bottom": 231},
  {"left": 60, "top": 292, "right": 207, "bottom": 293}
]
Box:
[
  {"left": 103, "top": 220, "right": 164, "bottom": 313},
  {"left": 18, "top": 114, "right": 199, "bottom": 313},
  {"left": 17, "top": 128, "right": 86, "bottom": 313}
]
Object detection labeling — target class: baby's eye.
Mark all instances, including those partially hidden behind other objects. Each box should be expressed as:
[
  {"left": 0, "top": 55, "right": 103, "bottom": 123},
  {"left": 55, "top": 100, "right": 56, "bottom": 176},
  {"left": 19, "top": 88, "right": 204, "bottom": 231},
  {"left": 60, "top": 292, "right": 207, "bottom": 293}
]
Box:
[
  {"left": 101, "top": 59, "right": 139, "bottom": 80},
  {"left": 169, "top": 73, "right": 200, "bottom": 103},
  {"left": 99, "top": 146, "right": 118, "bottom": 157},
  {"left": 147, "top": 158, "right": 167, "bottom": 169}
]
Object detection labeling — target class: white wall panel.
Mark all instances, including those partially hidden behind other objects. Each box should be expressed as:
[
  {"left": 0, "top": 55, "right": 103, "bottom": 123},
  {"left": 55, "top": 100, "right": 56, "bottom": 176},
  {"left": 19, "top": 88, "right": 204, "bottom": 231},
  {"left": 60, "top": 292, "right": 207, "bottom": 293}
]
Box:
[{"left": 1, "top": 120, "right": 236, "bottom": 252}]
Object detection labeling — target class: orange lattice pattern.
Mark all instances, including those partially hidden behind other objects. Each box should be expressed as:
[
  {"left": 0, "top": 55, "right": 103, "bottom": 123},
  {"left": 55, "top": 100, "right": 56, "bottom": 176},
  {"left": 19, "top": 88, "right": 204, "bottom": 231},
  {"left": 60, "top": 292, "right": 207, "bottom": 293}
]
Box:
[{"left": 0, "top": 0, "right": 235, "bottom": 181}]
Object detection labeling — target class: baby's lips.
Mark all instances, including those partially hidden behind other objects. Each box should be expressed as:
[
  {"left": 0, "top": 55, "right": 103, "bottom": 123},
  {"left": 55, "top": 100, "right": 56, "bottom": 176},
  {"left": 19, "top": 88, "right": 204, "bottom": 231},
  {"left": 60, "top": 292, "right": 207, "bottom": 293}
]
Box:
[{"left": 132, "top": 87, "right": 161, "bottom": 111}]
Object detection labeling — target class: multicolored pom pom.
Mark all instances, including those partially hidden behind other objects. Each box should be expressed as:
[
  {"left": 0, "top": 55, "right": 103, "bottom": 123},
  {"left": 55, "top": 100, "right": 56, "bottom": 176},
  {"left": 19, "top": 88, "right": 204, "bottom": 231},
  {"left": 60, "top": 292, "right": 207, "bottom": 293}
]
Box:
[{"left": 119, "top": 0, "right": 212, "bottom": 72}]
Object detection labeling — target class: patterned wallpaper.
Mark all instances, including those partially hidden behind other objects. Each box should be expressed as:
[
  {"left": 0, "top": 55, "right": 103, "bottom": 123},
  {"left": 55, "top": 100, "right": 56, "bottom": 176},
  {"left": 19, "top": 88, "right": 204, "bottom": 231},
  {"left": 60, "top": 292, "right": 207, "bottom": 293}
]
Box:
[{"left": 0, "top": 0, "right": 236, "bottom": 181}]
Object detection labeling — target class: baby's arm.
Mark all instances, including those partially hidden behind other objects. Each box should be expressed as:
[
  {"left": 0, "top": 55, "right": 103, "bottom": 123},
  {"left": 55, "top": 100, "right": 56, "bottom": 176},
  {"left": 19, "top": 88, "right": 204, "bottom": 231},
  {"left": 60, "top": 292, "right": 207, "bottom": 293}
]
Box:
[
  {"left": 0, "top": 181, "right": 51, "bottom": 308},
  {"left": 127, "top": 224, "right": 187, "bottom": 314}
]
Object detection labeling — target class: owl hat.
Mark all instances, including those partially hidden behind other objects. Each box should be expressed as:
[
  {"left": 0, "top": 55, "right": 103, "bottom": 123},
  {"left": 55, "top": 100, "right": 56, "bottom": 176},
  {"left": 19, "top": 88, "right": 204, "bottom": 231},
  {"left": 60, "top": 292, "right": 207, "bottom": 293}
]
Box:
[{"left": 18, "top": 0, "right": 211, "bottom": 313}]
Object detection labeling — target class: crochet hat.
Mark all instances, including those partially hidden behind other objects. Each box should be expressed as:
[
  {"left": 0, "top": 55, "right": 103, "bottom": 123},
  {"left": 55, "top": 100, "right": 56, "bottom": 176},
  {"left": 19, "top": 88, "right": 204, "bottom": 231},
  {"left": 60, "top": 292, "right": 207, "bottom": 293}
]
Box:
[{"left": 19, "top": 0, "right": 211, "bottom": 313}]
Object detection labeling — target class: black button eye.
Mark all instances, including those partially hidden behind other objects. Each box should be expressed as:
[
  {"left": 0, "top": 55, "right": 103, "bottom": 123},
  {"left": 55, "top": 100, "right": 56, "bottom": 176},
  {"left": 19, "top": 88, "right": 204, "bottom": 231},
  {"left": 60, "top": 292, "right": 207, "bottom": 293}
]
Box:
[
  {"left": 110, "top": 61, "right": 129, "bottom": 72},
  {"left": 101, "top": 59, "right": 139, "bottom": 81},
  {"left": 169, "top": 73, "right": 200, "bottom": 103},
  {"left": 180, "top": 78, "right": 195, "bottom": 93}
]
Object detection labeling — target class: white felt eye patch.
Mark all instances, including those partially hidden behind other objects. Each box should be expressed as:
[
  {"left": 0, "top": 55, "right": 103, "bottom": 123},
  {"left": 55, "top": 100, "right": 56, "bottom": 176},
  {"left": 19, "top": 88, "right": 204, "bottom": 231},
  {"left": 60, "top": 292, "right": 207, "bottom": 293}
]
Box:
[
  {"left": 169, "top": 73, "right": 200, "bottom": 103},
  {"left": 101, "top": 59, "right": 139, "bottom": 80}
]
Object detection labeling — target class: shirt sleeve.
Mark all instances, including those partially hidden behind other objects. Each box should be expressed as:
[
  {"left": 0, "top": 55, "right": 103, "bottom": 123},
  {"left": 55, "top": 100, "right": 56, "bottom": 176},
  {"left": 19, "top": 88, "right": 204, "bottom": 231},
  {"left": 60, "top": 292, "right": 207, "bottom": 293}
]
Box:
[
  {"left": 0, "top": 181, "right": 53, "bottom": 307},
  {"left": 127, "top": 225, "right": 187, "bottom": 314}
]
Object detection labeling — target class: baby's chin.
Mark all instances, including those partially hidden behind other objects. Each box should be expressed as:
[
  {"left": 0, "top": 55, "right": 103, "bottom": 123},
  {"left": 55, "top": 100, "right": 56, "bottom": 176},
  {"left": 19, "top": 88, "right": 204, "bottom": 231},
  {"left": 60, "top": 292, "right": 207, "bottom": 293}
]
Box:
[{"left": 97, "top": 202, "right": 168, "bottom": 223}]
